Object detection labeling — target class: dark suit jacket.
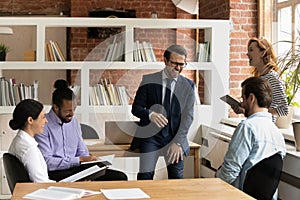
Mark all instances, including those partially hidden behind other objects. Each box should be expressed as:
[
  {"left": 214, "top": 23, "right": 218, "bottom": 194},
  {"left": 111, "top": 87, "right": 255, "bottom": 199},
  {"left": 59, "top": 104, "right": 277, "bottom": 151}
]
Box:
[{"left": 130, "top": 71, "right": 195, "bottom": 155}]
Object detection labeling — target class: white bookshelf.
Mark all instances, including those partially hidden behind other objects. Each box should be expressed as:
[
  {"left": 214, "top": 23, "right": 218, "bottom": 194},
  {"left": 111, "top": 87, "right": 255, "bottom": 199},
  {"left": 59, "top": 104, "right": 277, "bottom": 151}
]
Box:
[{"left": 0, "top": 17, "right": 230, "bottom": 196}]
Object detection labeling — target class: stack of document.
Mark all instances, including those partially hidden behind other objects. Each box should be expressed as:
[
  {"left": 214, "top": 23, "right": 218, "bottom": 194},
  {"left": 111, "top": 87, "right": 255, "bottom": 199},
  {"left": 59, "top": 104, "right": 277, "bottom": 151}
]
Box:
[{"left": 23, "top": 186, "right": 101, "bottom": 200}]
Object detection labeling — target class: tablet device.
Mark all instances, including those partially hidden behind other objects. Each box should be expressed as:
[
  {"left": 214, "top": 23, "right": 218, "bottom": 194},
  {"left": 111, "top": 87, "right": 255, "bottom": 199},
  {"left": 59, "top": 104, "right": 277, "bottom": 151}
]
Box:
[{"left": 220, "top": 95, "right": 241, "bottom": 108}]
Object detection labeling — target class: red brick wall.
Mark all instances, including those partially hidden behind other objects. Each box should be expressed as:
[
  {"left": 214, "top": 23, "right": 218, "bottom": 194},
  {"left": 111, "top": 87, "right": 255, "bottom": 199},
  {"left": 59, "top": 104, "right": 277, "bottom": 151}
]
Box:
[
  {"left": 69, "top": 0, "right": 200, "bottom": 103},
  {"left": 199, "top": 0, "right": 230, "bottom": 19},
  {"left": 229, "top": 0, "right": 257, "bottom": 116},
  {"left": 199, "top": 0, "right": 257, "bottom": 116},
  {"left": 0, "top": 0, "right": 70, "bottom": 15}
]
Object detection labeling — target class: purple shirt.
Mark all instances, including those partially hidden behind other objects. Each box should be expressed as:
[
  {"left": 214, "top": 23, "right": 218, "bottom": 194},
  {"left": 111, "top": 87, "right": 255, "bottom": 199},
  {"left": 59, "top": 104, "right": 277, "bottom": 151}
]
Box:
[{"left": 35, "top": 109, "right": 89, "bottom": 171}]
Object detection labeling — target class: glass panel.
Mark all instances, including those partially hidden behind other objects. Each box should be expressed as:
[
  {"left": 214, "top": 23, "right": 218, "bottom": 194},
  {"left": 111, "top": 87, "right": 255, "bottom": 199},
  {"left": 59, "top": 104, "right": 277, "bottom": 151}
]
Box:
[{"left": 277, "top": 7, "right": 292, "bottom": 56}]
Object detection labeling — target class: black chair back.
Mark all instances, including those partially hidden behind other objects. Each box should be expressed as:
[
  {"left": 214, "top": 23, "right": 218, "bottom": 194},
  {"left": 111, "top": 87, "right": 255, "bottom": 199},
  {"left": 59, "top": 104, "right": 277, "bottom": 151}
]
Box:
[
  {"left": 80, "top": 123, "right": 99, "bottom": 139},
  {"left": 243, "top": 153, "right": 283, "bottom": 200},
  {"left": 3, "top": 153, "right": 31, "bottom": 193}
]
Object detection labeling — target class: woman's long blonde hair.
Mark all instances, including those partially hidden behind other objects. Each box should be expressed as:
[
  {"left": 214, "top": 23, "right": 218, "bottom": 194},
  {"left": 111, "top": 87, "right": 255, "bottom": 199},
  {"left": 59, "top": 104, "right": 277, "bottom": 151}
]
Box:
[{"left": 247, "top": 37, "right": 280, "bottom": 76}]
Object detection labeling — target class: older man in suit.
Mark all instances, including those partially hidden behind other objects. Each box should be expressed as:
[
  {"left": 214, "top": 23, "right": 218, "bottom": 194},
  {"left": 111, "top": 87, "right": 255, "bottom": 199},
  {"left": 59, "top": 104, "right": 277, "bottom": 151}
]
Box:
[{"left": 130, "top": 44, "right": 195, "bottom": 180}]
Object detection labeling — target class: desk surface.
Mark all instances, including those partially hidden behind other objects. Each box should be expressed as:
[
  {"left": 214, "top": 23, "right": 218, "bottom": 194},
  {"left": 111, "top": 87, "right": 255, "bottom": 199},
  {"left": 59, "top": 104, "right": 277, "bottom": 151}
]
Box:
[
  {"left": 12, "top": 178, "right": 254, "bottom": 200},
  {"left": 85, "top": 139, "right": 200, "bottom": 153},
  {"left": 86, "top": 139, "right": 201, "bottom": 178}
]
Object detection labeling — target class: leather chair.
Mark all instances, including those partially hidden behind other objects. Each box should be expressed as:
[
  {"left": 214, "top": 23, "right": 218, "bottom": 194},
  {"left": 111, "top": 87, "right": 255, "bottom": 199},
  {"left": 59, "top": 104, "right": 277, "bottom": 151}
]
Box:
[
  {"left": 3, "top": 153, "right": 31, "bottom": 193},
  {"left": 80, "top": 123, "right": 99, "bottom": 139},
  {"left": 243, "top": 153, "right": 283, "bottom": 200}
]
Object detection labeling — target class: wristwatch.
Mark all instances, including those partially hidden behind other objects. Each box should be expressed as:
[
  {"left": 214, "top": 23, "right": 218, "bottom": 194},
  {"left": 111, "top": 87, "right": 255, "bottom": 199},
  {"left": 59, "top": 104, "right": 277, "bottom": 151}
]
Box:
[{"left": 175, "top": 142, "right": 181, "bottom": 147}]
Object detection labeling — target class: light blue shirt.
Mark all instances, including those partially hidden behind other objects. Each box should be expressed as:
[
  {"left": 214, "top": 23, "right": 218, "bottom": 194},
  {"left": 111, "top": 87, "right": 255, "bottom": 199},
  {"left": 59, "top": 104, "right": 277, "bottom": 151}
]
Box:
[
  {"left": 216, "top": 112, "right": 286, "bottom": 199},
  {"left": 35, "top": 109, "right": 89, "bottom": 171}
]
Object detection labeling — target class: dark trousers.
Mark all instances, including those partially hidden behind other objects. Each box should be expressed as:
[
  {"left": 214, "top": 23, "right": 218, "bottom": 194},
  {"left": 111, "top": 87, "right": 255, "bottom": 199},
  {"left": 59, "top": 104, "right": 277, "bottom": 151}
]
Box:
[
  {"left": 48, "top": 166, "right": 127, "bottom": 182},
  {"left": 137, "top": 133, "right": 184, "bottom": 180}
]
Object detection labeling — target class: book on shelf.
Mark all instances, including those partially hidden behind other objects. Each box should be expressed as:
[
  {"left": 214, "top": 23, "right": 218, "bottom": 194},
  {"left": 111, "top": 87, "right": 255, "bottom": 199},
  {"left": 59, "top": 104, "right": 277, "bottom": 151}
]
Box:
[
  {"left": 69, "top": 85, "right": 80, "bottom": 96},
  {"left": 133, "top": 41, "right": 156, "bottom": 62},
  {"left": 23, "top": 186, "right": 101, "bottom": 200},
  {"left": 89, "top": 78, "right": 130, "bottom": 106},
  {"left": 0, "top": 78, "right": 39, "bottom": 106},
  {"left": 197, "top": 41, "right": 210, "bottom": 62},
  {"left": 45, "top": 40, "right": 66, "bottom": 61},
  {"left": 96, "top": 83, "right": 108, "bottom": 105},
  {"left": 104, "top": 35, "right": 125, "bottom": 61},
  {"left": 142, "top": 41, "right": 152, "bottom": 62}
]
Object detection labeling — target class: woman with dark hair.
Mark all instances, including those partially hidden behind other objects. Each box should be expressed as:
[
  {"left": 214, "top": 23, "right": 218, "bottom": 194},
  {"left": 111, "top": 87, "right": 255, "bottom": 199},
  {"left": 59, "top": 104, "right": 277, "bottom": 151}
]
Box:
[{"left": 8, "top": 99, "right": 54, "bottom": 182}]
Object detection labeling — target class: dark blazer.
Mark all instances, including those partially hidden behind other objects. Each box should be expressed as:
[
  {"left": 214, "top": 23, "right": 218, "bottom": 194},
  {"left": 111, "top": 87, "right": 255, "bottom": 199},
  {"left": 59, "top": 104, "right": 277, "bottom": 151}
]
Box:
[{"left": 130, "top": 71, "right": 195, "bottom": 155}]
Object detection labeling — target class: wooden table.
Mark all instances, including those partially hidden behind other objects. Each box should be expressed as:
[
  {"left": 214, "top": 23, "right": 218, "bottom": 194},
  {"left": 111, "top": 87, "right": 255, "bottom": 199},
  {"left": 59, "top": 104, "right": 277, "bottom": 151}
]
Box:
[
  {"left": 86, "top": 139, "right": 201, "bottom": 178},
  {"left": 11, "top": 178, "right": 254, "bottom": 199}
]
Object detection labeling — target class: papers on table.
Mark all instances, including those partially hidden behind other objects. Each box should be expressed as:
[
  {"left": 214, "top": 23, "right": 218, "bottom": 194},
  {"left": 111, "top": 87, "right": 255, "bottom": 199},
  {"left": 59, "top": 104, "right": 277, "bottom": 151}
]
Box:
[
  {"left": 24, "top": 186, "right": 150, "bottom": 200},
  {"left": 101, "top": 188, "right": 150, "bottom": 199},
  {"left": 23, "top": 186, "right": 101, "bottom": 200}
]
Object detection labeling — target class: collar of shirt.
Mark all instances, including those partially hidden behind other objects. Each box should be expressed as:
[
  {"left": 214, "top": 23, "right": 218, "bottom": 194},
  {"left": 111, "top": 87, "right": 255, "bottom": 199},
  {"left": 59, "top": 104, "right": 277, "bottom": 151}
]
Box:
[
  {"left": 247, "top": 111, "right": 272, "bottom": 120},
  {"left": 19, "top": 130, "right": 38, "bottom": 147},
  {"left": 162, "top": 70, "right": 177, "bottom": 102},
  {"left": 162, "top": 70, "right": 178, "bottom": 83}
]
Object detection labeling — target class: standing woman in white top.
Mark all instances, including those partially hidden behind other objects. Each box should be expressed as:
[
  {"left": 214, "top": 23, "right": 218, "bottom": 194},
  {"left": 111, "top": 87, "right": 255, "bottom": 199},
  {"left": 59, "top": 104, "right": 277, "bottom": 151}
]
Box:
[
  {"left": 233, "top": 37, "right": 289, "bottom": 121},
  {"left": 8, "top": 99, "right": 54, "bottom": 182}
]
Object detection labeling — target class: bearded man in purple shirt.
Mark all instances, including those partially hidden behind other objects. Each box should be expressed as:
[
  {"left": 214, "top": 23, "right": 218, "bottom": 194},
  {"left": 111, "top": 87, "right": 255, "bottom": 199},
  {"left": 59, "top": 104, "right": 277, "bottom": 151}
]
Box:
[{"left": 35, "top": 79, "right": 127, "bottom": 181}]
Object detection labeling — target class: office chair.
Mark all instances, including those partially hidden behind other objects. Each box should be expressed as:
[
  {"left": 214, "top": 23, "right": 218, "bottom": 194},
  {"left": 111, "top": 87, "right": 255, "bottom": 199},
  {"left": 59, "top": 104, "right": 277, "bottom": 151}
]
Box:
[
  {"left": 80, "top": 123, "right": 99, "bottom": 139},
  {"left": 243, "top": 153, "right": 283, "bottom": 200},
  {"left": 3, "top": 153, "right": 31, "bottom": 193}
]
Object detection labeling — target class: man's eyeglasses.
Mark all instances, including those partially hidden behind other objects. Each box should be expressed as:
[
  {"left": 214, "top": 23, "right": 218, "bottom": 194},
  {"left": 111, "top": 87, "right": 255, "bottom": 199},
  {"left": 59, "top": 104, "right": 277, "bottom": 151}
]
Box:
[{"left": 169, "top": 60, "right": 187, "bottom": 68}]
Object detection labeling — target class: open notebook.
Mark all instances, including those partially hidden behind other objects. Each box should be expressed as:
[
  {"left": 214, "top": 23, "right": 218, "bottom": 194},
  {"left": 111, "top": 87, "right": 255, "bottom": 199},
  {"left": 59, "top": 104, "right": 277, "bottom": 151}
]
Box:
[{"left": 59, "top": 165, "right": 107, "bottom": 182}]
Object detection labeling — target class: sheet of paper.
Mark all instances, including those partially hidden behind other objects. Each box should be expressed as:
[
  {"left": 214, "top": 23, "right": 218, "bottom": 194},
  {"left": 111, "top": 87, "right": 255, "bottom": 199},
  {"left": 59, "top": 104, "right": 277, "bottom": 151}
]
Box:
[
  {"left": 81, "top": 154, "right": 115, "bottom": 165},
  {"left": 84, "top": 140, "right": 101, "bottom": 146},
  {"left": 101, "top": 188, "right": 150, "bottom": 199},
  {"left": 23, "top": 188, "right": 79, "bottom": 200},
  {"left": 99, "top": 154, "right": 115, "bottom": 164}
]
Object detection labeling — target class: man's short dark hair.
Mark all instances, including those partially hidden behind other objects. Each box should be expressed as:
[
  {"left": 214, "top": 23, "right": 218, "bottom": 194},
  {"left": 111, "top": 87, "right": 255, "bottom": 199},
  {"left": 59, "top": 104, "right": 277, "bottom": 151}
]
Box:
[
  {"left": 241, "top": 77, "right": 273, "bottom": 108},
  {"left": 163, "top": 44, "right": 187, "bottom": 61}
]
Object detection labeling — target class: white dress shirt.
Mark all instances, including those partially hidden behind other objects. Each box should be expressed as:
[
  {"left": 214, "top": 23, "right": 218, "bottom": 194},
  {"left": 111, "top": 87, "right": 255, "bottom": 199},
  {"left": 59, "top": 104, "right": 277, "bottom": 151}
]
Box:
[{"left": 8, "top": 130, "right": 54, "bottom": 182}]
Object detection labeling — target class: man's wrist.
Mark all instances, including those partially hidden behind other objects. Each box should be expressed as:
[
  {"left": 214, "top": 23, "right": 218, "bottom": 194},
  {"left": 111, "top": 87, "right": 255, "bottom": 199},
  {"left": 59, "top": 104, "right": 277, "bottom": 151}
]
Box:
[{"left": 175, "top": 142, "right": 181, "bottom": 147}]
